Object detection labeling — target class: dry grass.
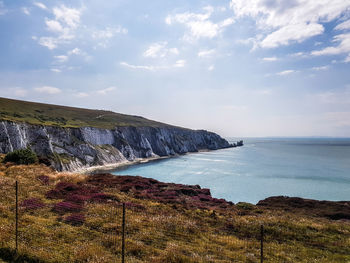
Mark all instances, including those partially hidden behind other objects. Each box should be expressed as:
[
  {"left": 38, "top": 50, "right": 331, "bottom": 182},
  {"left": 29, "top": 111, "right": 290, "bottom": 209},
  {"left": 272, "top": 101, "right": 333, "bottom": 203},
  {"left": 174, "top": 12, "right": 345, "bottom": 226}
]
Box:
[{"left": 0, "top": 160, "right": 349, "bottom": 262}]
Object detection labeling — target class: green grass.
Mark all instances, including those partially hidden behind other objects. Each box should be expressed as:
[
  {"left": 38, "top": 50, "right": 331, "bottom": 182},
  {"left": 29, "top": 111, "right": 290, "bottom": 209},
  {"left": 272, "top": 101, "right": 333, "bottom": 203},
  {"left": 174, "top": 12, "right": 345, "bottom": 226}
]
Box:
[{"left": 0, "top": 97, "right": 175, "bottom": 129}]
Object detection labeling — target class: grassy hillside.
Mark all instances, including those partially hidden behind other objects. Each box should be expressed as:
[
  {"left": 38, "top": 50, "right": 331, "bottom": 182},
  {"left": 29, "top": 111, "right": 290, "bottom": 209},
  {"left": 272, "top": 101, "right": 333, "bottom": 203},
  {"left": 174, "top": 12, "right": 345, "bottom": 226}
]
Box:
[
  {"left": 0, "top": 159, "right": 349, "bottom": 262},
  {"left": 0, "top": 97, "right": 172, "bottom": 129}
]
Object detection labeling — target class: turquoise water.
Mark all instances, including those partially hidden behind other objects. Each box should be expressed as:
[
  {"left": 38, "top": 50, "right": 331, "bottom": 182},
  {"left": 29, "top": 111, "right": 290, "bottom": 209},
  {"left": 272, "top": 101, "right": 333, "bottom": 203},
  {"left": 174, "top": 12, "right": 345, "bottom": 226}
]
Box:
[{"left": 111, "top": 138, "right": 350, "bottom": 204}]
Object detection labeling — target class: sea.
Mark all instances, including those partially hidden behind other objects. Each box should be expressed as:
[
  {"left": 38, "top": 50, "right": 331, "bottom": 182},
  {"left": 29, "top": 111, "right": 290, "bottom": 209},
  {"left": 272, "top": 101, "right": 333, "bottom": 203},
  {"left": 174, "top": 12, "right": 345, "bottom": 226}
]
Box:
[{"left": 111, "top": 138, "right": 350, "bottom": 204}]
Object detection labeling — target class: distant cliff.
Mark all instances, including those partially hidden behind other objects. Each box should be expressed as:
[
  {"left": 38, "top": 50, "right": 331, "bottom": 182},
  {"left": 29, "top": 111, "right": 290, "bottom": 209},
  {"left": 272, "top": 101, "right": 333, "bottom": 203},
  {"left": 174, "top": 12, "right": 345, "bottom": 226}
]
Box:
[
  {"left": 0, "top": 97, "right": 233, "bottom": 171},
  {"left": 0, "top": 120, "right": 232, "bottom": 171}
]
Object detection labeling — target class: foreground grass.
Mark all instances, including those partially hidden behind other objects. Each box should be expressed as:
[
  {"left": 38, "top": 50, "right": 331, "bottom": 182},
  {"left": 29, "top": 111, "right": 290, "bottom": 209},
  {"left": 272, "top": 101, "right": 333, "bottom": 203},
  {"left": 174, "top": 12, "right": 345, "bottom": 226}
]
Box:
[
  {"left": 0, "top": 97, "right": 172, "bottom": 129},
  {"left": 0, "top": 161, "right": 349, "bottom": 262}
]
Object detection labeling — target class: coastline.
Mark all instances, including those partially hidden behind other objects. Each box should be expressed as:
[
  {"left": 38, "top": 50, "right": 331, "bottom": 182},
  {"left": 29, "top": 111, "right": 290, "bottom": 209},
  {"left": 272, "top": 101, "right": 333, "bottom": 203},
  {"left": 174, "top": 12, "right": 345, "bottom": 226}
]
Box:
[
  {"left": 77, "top": 147, "right": 233, "bottom": 175},
  {"left": 77, "top": 139, "right": 350, "bottom": 204},
  {"left": 77, "top": 155, "right": 172, "bottom": 175}
]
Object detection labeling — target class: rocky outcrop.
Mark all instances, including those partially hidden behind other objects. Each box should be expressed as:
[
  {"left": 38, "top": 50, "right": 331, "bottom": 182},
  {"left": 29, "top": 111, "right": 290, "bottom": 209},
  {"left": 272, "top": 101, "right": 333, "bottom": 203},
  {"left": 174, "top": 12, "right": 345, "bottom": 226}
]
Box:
[
  {"left": 0, "top": 121, "right": 232, "bottom": 171},
  {"left": 86, "top": 173, "right": 235, "bottom": 210},
  {"left": 257, "top": 196, "right": 350, "bottom": 220}
]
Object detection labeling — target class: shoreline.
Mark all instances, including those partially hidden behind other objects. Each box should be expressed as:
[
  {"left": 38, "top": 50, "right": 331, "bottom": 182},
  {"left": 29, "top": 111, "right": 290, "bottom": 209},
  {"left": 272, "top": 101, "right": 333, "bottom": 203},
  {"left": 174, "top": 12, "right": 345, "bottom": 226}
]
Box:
[
  {"left": 77, "top": 155, "right": 172, "bottom": 175},
  {"left": 76, "top": 147, "right": 234, "bottom": 175}
]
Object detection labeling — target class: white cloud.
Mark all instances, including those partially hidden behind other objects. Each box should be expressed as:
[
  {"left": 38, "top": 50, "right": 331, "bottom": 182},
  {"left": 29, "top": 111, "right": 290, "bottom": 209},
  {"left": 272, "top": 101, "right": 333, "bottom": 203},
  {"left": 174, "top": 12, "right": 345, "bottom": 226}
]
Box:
[
  {"left": 0, "top": 1, "right": 7, "bottom": 15},
  {"left": 53, "top": 5, "right": 80, "bottom": 29},
  {"left": 345, "top": 54, "right": 350, "bottom": 63},
  {"left": 166, "top": 6, "right": 234, "bottom": 41},
  {"left": 289, "top": 52, "right": 305, "bottom": 57},
  {"left": 311, "top": 33, "right": 350, "bottom": 56},
  {"left": 316, "top": 88, "right": 350, "bottom": 104},
  {"left": 49, "top": 48, "right": 89, "bottom": 68},
  {"left": 277, "top": 69, "right": 297, "bottom": 76},
  {"left": 68, "top": 48, "right": 90, "bottom": 61},
  {"left": 208, "top": 65, "right": 215, "bottom": 71},
  {"left": 22, "top": 7, "right": 30, "bottom": 15},
  {"left": 75, "top": 92, "right": 89, "bottom": 98},
  {"left": 236, "top": 37, "right": 257, "bottom": 45},
  {"left": 218, "top": 6, "right": 227, "bottom": 12},
  {"left": 37, "top": 4, "right": 127, "bottom": 51},
  {"left": 120, "top": 62, "right": 156, "bottom": 71},
  {"left": 92, "top": 26, "right": 128, "bottom": 48},
  {"left": 262, "top": 56, "right": 278, "bottom": 61},
  {"left": 92, "top": 26, "right": 128, "bottom": 39},
  {"left": 230, "top": 0, "right": 350, "bottom": 48},
  {"left": 97, "top": 87, "right": 116, "bottom": 95},
  {"left": 45, "top": 19, "right": 63, "bottom": 33},
  {"left": 120, "top": 60, "right": 186, "bottom": 71},
  {"left": 54, "top": 55, "right": 68, "bottom": 63},
  {"left": 219, "top": 18, "right": 235, "bottom": 27},
  {"left": 198, "top": 49, "right": 216, "bottom": 58},
  {"left": 174, "top": 60, "right": 186, "bottom": 68},
  {"left": 335, "top": 19, "right": 350, "bottom": 30},
  {"left": 38, "top": 37, "right": 58, "bottom": 50},
  {"left": 13, "top": 88, "right": 28, "bottom": 97},
  {"left": 260, "top": 23, "right": 324, "bottom": 48},
  {"left": 34, "top": 86, "right": 61, "bottom": 94},
  {"left": 38, "top": 5, "right": 81, "bottom": 49},
  {"left": 143, "top": 42, "right": 179, "bottom": 58},
  {"left": 33, "top": 2, "right": 47, "bottom": 10},
  {"left": 68, "top": 48, "right": 82, "bottom": 55},
  {"left": 312, "top": 65, "right": 330, "bottom": 71}
]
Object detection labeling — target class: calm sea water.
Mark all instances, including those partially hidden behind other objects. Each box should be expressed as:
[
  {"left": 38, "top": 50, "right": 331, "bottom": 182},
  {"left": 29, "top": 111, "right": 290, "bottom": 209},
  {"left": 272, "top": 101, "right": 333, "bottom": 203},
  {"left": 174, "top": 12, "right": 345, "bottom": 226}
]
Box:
[{"left": 111, "top": 138, "right": 350, "bottom": 204}]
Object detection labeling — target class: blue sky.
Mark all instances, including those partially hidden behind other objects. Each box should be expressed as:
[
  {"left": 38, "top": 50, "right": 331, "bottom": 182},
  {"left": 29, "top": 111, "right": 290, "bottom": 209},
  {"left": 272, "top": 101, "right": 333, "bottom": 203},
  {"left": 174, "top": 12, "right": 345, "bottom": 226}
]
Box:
[{"left": 0, "top": 0, "right": 350, "bottom": 137}]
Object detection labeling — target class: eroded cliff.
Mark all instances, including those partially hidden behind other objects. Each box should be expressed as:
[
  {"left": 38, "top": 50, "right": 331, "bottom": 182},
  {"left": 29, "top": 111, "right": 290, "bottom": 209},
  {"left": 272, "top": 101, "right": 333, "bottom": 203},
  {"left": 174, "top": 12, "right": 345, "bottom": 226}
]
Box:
[{"left": 0, "top": 120, "right": 232, "bottom": 171}]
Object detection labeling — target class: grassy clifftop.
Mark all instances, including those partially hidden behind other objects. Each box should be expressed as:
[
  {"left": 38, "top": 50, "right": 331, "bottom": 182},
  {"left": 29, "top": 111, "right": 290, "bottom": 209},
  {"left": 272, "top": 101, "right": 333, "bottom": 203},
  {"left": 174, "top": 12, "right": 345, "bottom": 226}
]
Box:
[
  {"left": 0, "top": 97, "right": 172, "bottom": 129},
  {"left": 0, "top": 159, "right": 349, "bottom": 262}
]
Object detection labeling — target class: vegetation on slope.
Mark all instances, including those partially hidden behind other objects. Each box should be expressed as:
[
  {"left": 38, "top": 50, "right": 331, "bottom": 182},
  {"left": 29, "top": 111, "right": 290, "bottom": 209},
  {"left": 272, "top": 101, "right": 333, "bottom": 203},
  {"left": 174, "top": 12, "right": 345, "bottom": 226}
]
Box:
[
  {"left": 0, "top": 157, "right": 349, "bottom": 262},
  {"left": 0, "top": 97, "right": 173, "bottom": 129},
  {"left": 3, "top": 149, "right": 38, "bottom": 165}
]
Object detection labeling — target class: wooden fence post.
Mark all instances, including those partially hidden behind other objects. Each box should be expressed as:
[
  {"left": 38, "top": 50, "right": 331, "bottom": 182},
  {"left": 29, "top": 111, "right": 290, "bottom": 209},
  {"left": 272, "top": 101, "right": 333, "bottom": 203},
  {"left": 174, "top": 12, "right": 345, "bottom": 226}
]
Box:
[
  {"left": 260, "top": 224, "right": 264, "bottom": 263},
  {"left": 15, "top": 181, "right": 18, "bottom": 252},
  {"left": 122, "top": 203, "right": 125, "bottom": 263}
]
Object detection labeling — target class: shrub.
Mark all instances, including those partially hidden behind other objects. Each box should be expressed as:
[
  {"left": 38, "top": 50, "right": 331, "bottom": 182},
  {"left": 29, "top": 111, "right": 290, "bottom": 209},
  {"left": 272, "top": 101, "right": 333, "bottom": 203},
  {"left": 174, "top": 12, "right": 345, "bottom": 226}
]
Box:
[
  {"left": 3, "top": 148, "right": 38, "bottom": 165},
  {"left": 236, "top": 202, "right": 254, "bottom": 210},
  {"left": 64, "top": 213, "right": 85, "bottom": 226},
  {"left": 89, "top": 193, "right": 112, "bottom": 203},
  {"left": 46, "top": 182, "right": 99, "bottom": 199},
  {"left": 65, "top": 194, "right": 90, "bottom": 204},
  {"left": 20, "top": 198, "right": 45, "bottom": 210},
  {"left": 53, "top": 201, "right": 83, "bottom": 214},
  {"left": 38, "top": 156, "right": 51, "bottom": 166},
  {"left": 37, "top": 175, "right": 50, "bottom": 185}
]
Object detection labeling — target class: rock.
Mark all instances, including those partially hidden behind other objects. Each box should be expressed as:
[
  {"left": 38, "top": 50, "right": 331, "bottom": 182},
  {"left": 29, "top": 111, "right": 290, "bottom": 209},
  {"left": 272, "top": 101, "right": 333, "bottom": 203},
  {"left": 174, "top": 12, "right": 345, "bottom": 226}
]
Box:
[{"left": 0, "top": 120, "right": 231, "bottom": 171}]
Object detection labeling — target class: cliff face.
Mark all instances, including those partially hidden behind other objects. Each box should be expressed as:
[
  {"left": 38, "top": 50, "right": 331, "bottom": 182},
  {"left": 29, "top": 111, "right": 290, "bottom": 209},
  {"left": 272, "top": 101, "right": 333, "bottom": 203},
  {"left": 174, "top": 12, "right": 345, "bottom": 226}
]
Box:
[{"left": 0, "top": 121, "right": 231, "bottom": 171}]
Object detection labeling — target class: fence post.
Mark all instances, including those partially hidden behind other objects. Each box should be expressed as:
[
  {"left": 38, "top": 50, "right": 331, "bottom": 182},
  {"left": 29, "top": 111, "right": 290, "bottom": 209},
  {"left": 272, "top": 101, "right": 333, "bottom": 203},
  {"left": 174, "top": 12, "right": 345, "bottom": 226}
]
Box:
[
  {"left": 15, "top": 181, "right": 18, "bottom": 252},
  {"left": 260, "top": 224, "right": 264, "bottom": 263},
  {"left": 122, "top": 203, "right": 125, "bottom": 263}
]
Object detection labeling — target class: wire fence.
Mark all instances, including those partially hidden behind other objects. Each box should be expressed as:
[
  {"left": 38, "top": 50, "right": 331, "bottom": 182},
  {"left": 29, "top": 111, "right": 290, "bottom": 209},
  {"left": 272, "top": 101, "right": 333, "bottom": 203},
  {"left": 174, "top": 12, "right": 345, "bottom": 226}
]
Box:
[{"left": 0, "top": 179, "right": 349, "bottom": 263}]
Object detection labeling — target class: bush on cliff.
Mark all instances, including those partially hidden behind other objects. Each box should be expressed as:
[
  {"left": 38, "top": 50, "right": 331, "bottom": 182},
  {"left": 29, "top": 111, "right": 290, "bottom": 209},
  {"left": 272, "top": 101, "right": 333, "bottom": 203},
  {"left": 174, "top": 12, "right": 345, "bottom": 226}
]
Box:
[{"left": 3, "top": 148, "right": 38, "bottom": 165}]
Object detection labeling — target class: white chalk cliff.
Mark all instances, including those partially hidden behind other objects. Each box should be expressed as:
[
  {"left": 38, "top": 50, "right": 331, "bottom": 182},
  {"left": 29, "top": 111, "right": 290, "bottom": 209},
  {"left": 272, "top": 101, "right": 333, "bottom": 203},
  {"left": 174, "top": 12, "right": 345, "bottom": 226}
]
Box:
[{"left": 0, "top": 121, "right": 232, "bottom": 171}]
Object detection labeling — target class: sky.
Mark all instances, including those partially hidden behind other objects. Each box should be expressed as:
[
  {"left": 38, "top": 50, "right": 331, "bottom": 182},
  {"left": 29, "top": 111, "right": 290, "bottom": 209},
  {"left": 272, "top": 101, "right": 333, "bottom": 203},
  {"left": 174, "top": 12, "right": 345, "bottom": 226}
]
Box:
[{"left": 0, "top": 0, "right": 350, "bottom": 137}]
